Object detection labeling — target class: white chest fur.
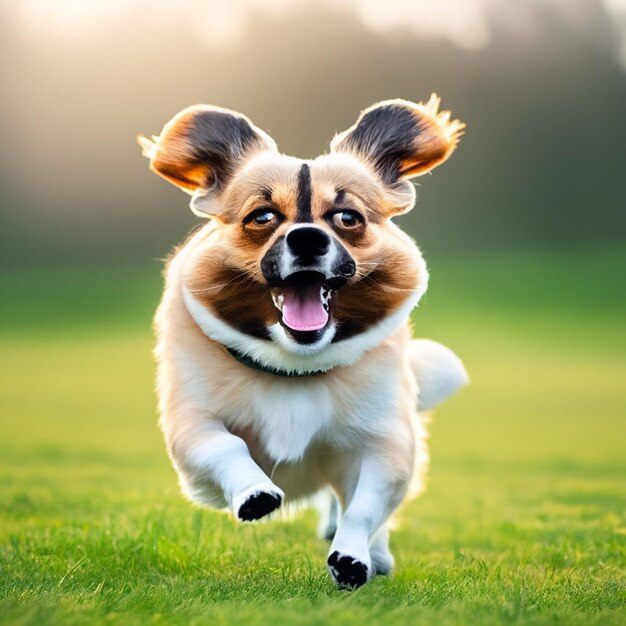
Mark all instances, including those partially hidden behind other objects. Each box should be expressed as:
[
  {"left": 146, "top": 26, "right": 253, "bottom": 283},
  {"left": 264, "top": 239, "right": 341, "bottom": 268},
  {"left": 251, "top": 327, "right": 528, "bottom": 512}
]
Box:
[
  {"left": 213, "top": 354, "right": 409, "bottom": 463},
  {"left": 178, "top": 289, "right": 417, "bottom": 463},
  {"left": 221, "top": 376, "right": 335, "bottom": 462}
]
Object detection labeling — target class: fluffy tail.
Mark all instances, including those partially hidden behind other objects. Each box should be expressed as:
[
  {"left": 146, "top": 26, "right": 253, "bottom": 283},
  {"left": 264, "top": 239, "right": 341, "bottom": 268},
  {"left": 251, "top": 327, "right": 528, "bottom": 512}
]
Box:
[{"left": 410, "top": 339, "right": 469, "bottom": 411}]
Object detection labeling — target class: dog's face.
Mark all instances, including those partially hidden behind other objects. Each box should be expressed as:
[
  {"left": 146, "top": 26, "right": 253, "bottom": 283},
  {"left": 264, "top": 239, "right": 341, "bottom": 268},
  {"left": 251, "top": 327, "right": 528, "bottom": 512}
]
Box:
[{"left": 140, "top": 96, "right": 464, "bottom": 356}]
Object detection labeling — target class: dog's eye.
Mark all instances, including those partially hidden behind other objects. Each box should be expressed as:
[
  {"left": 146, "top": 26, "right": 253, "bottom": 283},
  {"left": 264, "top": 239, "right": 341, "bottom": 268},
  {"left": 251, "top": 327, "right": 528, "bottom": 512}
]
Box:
[
  {"left": 244, "top": 208, "right": 280, "bottom": 226},
  {"left": 254, "top": 211, "right": 275, "bottom": 225},
  {"left": 331, "top": 210, "right": 364, "bottom": 229}
]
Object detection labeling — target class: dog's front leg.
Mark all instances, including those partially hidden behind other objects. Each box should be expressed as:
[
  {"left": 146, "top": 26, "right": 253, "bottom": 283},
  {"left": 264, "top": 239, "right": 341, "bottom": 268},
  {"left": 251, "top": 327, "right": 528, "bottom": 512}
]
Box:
[
  {"left": 167, "top": 419, "right": 284, "bottom": 521},
  {"left": 327, "top": 452, "right": 411, "bottom": 588}
]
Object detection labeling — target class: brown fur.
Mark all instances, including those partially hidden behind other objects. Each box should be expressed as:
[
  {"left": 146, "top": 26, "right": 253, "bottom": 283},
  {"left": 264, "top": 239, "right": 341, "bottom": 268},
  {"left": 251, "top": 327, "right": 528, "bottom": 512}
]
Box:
[
  {"left": 140, "top": 95, "right": 463, "bottom": 344},
  {"left": 181, "top": 158, "right": 423, "bottom": 337}
]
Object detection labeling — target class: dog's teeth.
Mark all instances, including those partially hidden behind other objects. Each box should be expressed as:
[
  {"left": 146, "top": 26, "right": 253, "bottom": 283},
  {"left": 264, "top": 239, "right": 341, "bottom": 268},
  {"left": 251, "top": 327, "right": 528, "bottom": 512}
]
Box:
[{"left": 271, "top": 293, "right": 284, "bottom": 311}]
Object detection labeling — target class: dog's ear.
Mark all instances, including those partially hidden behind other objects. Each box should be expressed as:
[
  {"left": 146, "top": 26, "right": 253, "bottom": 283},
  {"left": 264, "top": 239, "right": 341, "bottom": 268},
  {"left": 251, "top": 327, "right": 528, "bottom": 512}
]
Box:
[
  {"left": 330, "top": 94, "right": 464, "bottom": 215},
  {"left": 138, "top": 106, "right": 277, "bottom": 216}
]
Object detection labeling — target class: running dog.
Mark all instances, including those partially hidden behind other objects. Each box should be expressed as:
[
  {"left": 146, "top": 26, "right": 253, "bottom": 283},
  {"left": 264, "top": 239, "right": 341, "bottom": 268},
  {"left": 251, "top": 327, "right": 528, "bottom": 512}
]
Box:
[{"left": 139, "top": 94, "right": 467, "bottom": 588}]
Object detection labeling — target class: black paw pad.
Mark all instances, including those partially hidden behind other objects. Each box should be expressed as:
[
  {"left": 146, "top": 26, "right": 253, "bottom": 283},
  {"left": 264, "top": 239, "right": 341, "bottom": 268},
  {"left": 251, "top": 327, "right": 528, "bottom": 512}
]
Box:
[
  {"left": 327, "top": 551, "right": 369, "bottom": 589},
  {"left": 237, "top": 491, "right": 282, "bottom": 521}
]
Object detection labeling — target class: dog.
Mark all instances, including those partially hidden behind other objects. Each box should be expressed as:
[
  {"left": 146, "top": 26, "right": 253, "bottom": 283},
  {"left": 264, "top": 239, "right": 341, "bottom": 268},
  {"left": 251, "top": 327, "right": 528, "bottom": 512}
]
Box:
[{"left": 138, "top": 94, "right": 467, "bottom": 589}]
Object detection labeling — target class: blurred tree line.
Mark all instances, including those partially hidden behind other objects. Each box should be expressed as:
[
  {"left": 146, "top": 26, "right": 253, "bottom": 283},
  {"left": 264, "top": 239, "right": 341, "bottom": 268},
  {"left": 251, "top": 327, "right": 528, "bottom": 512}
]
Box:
[{"left": 1, "top": 1, "right": 625, "bottom": 265}]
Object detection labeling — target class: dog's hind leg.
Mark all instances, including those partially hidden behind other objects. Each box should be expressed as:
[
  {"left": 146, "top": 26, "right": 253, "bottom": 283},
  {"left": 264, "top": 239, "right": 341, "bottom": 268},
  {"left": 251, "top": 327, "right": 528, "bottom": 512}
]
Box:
[
  {"left": 369, "top": 523, "right": 394, "bottom": 575},
  {"left": 317, "top": 488, "right": 341, "bottom": 541},
  {"left": 410, "top": 339, "right": 468, "bottom": 411}
]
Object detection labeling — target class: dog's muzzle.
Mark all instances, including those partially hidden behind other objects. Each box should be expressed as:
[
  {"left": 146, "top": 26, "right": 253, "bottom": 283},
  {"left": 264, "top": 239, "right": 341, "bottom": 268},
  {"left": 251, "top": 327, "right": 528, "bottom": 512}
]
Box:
[{"left": 261, "top": 225, "right": 355, "bottom": 334}]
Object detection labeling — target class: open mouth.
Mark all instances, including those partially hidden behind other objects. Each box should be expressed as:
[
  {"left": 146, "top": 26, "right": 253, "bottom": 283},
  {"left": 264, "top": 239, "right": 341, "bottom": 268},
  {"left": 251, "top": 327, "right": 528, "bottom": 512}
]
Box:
[{"left": 271, "top": 271, "right": 346, "bottom": 337}]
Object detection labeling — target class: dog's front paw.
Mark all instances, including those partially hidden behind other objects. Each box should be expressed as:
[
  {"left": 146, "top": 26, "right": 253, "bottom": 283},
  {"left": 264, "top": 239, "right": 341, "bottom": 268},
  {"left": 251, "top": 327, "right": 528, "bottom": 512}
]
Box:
[
  {"left": 327, "top": 551, "right": 371, "bottom": 589},
  {"left": 233, "top": 484, "right": 284, "bottom": 522}
]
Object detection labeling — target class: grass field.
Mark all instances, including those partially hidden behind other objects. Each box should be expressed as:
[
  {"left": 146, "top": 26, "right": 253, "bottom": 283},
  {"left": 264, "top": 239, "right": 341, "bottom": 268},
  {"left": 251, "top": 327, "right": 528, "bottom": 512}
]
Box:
[{"left": 1, "top": 245, "right": 625, "bottom": 625}]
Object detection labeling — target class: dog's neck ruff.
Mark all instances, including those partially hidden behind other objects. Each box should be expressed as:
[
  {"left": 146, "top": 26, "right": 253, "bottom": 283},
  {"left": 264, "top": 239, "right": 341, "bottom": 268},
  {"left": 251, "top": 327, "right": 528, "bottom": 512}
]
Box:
[
  {"left": 225, "top": 346, "right": 327, "bottom": 377},
  {"left": 182, "top": 286, "right": 425, "bottom": 376}
]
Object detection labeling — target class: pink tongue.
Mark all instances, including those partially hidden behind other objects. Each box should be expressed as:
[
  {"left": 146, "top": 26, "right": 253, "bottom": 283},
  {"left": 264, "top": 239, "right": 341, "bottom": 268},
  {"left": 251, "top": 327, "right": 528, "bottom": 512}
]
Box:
[{"left": 282, "top": 286, "right": 329, "bottom": 331}]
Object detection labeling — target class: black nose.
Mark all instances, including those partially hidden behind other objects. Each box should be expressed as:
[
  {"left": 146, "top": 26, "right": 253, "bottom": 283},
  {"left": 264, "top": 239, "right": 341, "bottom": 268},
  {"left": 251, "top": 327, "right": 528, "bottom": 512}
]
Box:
[{"left": 286, "top": 227, "right": 330, "bottom": 260}]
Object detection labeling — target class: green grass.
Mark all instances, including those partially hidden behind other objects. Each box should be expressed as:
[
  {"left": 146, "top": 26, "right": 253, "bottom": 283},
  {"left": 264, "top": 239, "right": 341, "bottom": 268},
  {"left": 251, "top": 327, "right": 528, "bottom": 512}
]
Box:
[{"left": 1, "top": 245, "right": 625, "bottom": 625}]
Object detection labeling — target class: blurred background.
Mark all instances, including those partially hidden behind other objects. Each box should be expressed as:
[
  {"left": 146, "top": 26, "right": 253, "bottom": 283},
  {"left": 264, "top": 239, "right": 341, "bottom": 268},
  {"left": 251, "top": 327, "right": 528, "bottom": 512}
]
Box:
[
  {"left": 1, "top": 3, "right": 625, "bottom": 622},
  {"left": 1, "top": 0, "right": 626, "bottom": 263}
]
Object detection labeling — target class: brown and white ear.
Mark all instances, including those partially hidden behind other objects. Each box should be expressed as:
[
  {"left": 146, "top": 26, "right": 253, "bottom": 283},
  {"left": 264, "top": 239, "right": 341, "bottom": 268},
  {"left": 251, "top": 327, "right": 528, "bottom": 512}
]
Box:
[
  {"left": 330, "top": 94, "right": 465, "bottom": 215},
  {"left": 138, "top": 105, "right": 277, "bottom": 216}
]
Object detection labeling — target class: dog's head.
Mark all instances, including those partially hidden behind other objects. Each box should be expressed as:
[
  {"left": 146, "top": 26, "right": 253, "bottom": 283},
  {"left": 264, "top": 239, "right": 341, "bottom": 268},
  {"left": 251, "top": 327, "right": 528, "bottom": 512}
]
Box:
[{"left": 140, "top": 96, "right": 464, "bottom": 371}]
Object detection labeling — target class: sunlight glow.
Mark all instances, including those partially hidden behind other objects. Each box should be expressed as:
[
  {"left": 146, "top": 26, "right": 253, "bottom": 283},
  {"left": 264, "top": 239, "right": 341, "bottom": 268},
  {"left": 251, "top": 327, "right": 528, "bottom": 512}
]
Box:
[
  {"left": 22, "top": 0, "right": 127, "bottom": 32},
  {"left": 604, "top": 0, "right": 626, "bottom": 69},
  {"left": 19, "top": 0, "right": 626, "bottom": 69},
  {"left": 349, "top": 0, "right": 490, "bottom": 50}
]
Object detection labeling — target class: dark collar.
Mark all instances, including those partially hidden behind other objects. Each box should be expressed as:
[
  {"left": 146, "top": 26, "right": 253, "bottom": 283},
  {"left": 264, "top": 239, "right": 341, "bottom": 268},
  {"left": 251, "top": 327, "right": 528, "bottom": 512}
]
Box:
[{"left": 225, "top": 347, "right": 327, "bottom": 378}]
